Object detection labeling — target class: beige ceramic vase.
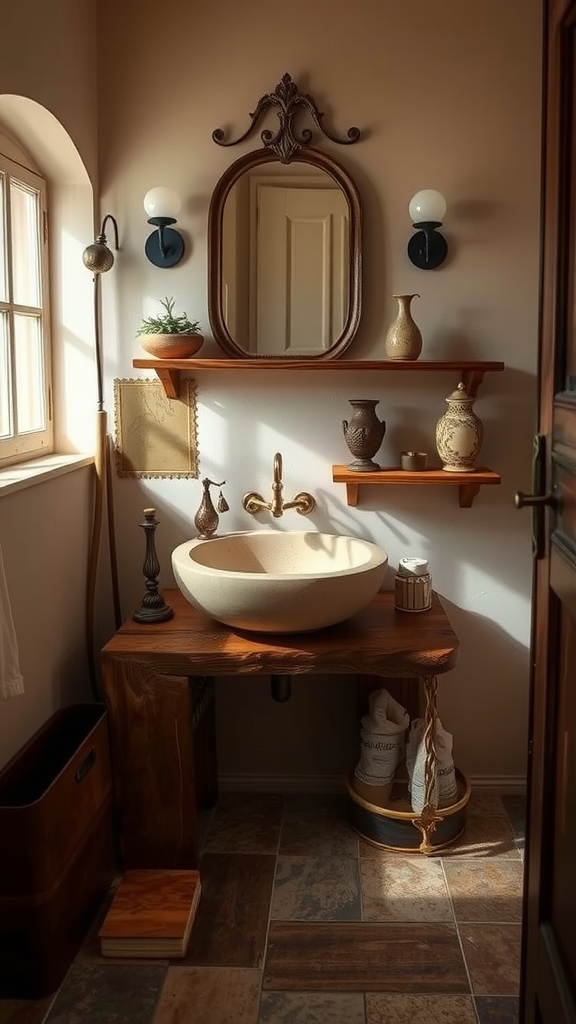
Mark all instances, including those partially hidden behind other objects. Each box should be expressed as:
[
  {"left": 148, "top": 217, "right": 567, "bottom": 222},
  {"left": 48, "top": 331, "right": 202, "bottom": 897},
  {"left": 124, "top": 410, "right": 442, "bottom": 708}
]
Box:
[
  {"left": 384, "top": 294, "right": 422, "bottom": 360},
  {"left": 435, "top": 382, "right": 483, "bottom": 472}
]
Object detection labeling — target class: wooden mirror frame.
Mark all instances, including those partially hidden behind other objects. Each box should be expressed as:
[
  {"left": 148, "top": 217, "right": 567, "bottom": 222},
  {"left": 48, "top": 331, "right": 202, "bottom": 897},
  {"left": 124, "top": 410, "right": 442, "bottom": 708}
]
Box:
[{"left": 207, "top": 74, "right": 363, "bottom": 360}]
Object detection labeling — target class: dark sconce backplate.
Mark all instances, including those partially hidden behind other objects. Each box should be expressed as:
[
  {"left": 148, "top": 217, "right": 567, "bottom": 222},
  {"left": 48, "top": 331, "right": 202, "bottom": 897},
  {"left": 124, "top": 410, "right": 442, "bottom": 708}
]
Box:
[
  {"left": 408, "top": 222, "right": 448, "bottom": 270},
  {"left": 145, "top": 220, "right": 185, "bottom": 269}
]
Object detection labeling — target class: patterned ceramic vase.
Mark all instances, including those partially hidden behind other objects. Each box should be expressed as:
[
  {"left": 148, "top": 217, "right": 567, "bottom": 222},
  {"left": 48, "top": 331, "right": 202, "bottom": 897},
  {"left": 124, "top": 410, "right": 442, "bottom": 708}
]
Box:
[
  {"left": 342, "top": 399, "right": 386, "bottom": 472},
  {"left": 384, "top": 294, "right": 422, "bottom": 361},
  {"left": 435, "top": 382, "right": 483, "bottom": 472}
]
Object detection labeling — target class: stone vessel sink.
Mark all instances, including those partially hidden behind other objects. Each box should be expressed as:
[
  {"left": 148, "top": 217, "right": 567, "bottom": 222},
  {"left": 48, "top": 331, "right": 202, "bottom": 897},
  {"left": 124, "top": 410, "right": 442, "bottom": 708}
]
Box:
[{"left": 171, "top": 530, "right": 388, "bottom": 634}]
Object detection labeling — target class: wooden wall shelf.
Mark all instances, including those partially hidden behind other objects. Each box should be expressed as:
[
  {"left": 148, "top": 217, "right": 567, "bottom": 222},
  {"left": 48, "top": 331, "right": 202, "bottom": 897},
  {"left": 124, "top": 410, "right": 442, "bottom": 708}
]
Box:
[
  {"left": 132, "top": 357, "right": 505, "bottom": 399},
  {"left": 130, "top": 355, "right": 504, "bottom": 507},
  {"left": 332, "top": 465, "right": 502, "bottom": 508}
]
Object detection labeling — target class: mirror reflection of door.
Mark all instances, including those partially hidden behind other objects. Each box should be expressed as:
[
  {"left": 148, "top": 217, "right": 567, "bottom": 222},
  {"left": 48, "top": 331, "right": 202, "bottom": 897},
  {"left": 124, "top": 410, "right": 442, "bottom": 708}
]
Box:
[
  {"left": 221, "top": 167, "right": 350, "bottom": 356},
  {"left": 254, "top": 182, "right": 348, "bottom": 355}
]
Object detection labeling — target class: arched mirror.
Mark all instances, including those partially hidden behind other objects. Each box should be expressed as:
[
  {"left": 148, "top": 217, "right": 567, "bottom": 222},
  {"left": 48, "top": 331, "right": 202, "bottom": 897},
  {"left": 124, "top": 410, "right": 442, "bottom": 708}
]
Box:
[{"left": 207, "top": 74, "right": 363, "bottom": 360}]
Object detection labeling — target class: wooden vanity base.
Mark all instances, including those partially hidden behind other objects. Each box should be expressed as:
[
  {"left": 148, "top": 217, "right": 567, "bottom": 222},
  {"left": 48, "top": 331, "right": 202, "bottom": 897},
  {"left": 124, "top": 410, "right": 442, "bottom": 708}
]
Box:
[{"left": 101, "top": 589, "right": 460, "bottom": 868}]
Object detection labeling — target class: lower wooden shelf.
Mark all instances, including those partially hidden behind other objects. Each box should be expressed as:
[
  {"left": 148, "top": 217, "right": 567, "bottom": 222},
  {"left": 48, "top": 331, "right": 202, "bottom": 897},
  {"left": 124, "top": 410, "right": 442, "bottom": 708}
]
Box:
[{"left": 332, "top": 465, "right": 501, "bottom": 508}]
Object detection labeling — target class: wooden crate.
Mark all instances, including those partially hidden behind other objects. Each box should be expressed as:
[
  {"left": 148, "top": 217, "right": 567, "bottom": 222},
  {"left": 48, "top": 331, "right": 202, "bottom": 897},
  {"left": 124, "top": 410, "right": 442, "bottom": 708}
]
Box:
[{"left": 0, "top": 703, "right": 115, "bottom": 997}]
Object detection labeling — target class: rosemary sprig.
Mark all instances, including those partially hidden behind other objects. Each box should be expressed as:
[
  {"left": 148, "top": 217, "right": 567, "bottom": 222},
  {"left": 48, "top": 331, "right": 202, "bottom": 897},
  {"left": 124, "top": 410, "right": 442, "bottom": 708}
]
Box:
[{"left": 137, "top": 296, "right": 201, "bottom": 335}]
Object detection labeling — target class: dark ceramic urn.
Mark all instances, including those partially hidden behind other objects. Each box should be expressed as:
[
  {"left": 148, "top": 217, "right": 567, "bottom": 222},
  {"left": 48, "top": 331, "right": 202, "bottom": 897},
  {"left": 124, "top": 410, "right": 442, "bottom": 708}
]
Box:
[{"left": 342, "top": 399, "right": 386, "bottom": 472}]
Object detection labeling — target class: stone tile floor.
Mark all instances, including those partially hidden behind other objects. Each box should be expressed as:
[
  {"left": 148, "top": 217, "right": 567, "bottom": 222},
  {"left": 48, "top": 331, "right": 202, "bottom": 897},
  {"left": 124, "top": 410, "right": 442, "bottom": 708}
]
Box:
[{"left": 0, "top": 792, "right": 525, "bottom": 1024}]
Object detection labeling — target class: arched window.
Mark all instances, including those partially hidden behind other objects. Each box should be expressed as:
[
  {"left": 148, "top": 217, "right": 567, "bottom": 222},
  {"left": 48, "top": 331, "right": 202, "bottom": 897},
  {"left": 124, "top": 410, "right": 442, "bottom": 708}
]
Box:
[{"left": 0, "top": 132, "right": 52, "bottom": 465}]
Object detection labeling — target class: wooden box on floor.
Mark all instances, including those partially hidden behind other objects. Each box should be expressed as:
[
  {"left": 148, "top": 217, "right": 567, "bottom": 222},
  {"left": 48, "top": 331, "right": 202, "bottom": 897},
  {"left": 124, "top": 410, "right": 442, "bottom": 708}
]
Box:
[{"left": 0, "top": 703, "right": 115, "bottom": 998}]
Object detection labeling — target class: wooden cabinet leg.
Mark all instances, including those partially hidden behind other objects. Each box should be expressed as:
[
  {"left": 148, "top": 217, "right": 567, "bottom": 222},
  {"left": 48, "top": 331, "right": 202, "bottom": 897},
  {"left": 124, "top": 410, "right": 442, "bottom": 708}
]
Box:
[
  {"left": 411, "top": 674, "right": 442, "bottom": 854},
  {"left": 191, "top": 676, "right": 218, "bottom": 810},
  {"left": 101, "top": 658, "right": 200, "bottom": 869}
]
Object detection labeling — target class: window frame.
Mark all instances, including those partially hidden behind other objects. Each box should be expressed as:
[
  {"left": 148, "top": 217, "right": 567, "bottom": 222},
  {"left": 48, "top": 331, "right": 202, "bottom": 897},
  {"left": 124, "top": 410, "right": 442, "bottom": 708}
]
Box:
[{"left": 0, "top": 146, "right": 53, "bottom": 467}]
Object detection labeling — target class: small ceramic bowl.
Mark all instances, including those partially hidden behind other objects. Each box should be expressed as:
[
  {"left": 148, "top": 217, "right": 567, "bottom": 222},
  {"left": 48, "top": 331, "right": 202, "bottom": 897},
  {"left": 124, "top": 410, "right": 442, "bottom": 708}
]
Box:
[{"left": 401, "top": 451, "right": 427, "bottom": 471}]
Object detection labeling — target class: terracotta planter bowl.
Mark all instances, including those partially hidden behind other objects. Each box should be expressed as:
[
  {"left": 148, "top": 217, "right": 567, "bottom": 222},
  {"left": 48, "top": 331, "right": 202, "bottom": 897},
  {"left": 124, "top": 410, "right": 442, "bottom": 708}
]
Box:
[{"left": 138, "top": 333, "right": 204, "bottom": 359}]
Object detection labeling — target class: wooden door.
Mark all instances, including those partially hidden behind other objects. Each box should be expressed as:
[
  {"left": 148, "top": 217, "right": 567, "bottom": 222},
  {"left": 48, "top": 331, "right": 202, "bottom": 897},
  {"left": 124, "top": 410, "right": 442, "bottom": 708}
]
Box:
[{"left": 520, "top": 2, "right": 576, "bottom": 1021}]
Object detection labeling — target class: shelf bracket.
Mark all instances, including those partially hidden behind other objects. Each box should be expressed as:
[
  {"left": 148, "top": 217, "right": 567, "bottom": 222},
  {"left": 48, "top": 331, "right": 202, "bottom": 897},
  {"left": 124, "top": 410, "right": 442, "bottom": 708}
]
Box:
[
  {"left": 345, "top": 482, "right": 360, "bottom": 507},
  {"left": 458, "top": 483, "right": 481, "bottom": 508},
  {"left": 154, "top": 368, "right": 181, "bottom": 399},
  {"left": 332, "top": 466, "right": 500, "bottom": 509}
]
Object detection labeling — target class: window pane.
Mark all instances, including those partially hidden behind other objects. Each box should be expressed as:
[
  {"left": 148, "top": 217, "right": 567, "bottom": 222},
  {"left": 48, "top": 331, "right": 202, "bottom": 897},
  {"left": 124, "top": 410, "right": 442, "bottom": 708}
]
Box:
[
  {"left": 14, "top": 313, "right": 44, "bottom": 432},
  {"left": 0, "top": 311, "right": 11, "bottom": 438},
  {"left": 11, "top": 180, "right": 41, "bottom": 307},
  {"left": 0, "top": 173, "right": 6, "bottom": 303}
]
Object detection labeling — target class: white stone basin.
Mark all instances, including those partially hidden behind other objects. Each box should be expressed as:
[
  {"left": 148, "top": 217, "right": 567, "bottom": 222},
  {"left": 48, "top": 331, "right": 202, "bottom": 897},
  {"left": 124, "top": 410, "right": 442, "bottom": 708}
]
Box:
[{"left": 171, "top": 530, "right": 388, "bottom": 633}]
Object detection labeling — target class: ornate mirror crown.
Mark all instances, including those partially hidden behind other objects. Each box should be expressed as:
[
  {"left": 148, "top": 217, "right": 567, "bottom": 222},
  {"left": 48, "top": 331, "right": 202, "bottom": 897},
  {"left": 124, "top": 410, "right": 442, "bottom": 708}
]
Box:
[{"left": 212, "top": 72, "right": 361, "bottom": 160}]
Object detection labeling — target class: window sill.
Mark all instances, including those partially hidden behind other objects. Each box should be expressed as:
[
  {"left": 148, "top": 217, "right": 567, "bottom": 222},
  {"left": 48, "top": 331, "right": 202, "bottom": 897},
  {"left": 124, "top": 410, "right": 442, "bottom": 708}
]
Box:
[{"left": 0, "top": 453, "right": 94, "bottom": 497}]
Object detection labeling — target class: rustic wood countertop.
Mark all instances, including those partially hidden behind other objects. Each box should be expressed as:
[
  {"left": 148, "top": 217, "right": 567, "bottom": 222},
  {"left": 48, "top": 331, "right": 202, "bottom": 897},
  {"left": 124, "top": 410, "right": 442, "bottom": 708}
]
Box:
[{"left": 101, "top": 589, "right": 460, "bottom": 679}]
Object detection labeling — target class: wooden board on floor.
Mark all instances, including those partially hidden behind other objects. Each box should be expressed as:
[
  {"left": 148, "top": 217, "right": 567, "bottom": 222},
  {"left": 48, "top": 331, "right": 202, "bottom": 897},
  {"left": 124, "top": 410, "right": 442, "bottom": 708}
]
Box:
[
  {"left": 99, "top": 869, "right": 201, "bottom": 957},
  {"left": 263, "top": 921, "right": 470, "bottom": 991}
]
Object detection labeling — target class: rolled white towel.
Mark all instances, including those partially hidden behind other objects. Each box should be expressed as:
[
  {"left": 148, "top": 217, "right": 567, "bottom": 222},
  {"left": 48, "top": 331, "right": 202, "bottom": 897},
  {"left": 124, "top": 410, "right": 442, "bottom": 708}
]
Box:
[
  {"left": 367, "top": 687, "right": 410, "bottom": 734},
  {"left": 355, "top": 688, "right": 409, "bottom": 787},
  {"left": 407, "top": 717, "right": 457, "bottom": 813}
]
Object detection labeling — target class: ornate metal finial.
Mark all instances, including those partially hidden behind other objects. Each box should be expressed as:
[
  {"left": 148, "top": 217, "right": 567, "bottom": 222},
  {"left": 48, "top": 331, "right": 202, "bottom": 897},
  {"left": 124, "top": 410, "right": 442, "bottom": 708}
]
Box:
[{"left": 212, "top": 72, "right": 361, "bottom": 162}]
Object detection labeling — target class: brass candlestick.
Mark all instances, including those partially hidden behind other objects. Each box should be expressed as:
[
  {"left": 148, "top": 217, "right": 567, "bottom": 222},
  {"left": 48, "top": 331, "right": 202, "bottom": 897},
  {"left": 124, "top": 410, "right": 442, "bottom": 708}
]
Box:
[{"left": 133, "top": 508, "right": 174, "bottom": 624}]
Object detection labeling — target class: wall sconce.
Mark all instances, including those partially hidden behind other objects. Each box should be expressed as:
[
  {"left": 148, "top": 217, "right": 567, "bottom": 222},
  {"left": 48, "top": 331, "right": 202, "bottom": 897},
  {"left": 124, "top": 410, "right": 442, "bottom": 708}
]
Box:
[
  {"left": 82, "top": 213, "right": 119, "bottom": 275},
  {"left": 407, "top": 189, "right": 448, "bottom": 270},
  {"left": 143, "top": 186, "right": 185, "bottom": 268}
]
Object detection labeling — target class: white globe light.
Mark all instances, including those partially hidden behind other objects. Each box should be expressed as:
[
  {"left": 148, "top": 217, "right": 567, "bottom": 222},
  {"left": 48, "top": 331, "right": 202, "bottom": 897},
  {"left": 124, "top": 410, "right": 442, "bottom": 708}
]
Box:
[
  {"left": 143, "top": 186, "right": 182, "bottom": 220},
  {"left": 409, "top": 189, "right": 447, "bottom": 224}
]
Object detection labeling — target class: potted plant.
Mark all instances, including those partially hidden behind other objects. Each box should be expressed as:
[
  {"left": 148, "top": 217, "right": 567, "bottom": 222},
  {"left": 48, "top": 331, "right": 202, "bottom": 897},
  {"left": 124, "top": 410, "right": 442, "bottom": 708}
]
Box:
[{"left": 137, "top": 296, "right": 204, "bottom": 359}]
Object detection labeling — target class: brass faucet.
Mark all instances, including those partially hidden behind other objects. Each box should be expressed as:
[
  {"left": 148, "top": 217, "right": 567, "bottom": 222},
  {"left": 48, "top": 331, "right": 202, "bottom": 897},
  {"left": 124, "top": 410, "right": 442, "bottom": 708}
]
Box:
[{"left": 243, "top": 452, "right": 315, "bottom": 518}]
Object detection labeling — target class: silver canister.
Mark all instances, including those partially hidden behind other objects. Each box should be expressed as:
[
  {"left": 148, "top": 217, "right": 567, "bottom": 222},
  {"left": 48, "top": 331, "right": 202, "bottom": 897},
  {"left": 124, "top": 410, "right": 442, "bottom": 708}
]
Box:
[{"left": 394, "top": 557, "right": 432, "bottom": 612}]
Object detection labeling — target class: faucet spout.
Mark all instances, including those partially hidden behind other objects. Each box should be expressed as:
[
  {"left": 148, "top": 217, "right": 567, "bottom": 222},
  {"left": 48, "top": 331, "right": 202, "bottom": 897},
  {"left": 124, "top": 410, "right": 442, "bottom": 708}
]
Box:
[
  {"left": 242, "top": 451, "right": 316, "bottom": 518},
  {"left": 271, "top": 452, "right": 284, "bottom": 517}
]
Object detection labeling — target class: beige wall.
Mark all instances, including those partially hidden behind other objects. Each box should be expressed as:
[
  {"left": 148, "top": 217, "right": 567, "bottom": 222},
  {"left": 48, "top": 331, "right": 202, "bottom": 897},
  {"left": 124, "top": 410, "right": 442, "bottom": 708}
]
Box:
[
  {"left": 92, "top": 0, "right": 542, "bottom": 789},
  {"left": 0, "top": 472, "right": 95, "bottom": 765},
  {"left": 0, "top": 0, "right": 100, "bottom": 767},
  {"left": 0, "top": 0, "right": 542, "bottom": 790},
  {"left": 0, "top": 0, "right": 98, "bottom": 188}
]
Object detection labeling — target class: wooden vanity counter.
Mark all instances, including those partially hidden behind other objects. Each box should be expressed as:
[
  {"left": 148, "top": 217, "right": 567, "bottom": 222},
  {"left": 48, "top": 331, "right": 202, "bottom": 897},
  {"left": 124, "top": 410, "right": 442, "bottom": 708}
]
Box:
[{"left": 101, "top": 589, "right": 459, "bottom": 868}]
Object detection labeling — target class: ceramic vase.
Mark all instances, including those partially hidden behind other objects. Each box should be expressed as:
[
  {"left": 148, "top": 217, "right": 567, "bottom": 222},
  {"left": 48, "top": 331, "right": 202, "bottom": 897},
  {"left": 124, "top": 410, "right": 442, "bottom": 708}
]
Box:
[
  {"left": 342, "top": 399, "right": 386, "bottom": 472},
  {"left": 435, "top": 382, "right": 483, "bottom": 472},
  {"left": 384, "top": 294, "right": 422, "bottom": 361}
]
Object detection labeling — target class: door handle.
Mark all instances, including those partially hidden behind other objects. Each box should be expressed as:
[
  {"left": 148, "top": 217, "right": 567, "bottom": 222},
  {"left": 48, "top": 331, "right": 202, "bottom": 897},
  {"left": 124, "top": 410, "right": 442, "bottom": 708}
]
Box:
[
  {"left": 514, "top": 434, "right": 557, "bottom": 560},
  {"left": 514, "top": 491, "right": 557, "bottom": 509}
]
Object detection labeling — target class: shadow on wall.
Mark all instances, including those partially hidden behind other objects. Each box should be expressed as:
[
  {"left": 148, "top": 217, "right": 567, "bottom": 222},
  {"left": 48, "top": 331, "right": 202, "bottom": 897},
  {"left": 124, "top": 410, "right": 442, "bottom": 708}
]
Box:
[{"left": 435, "top": 595, "right": 530, "bottom": 778}]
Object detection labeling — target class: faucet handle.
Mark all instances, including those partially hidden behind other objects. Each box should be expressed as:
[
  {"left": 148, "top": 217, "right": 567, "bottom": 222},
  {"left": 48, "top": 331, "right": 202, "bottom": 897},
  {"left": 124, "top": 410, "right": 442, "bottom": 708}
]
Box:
[{"left": 292, "top": 491, "right": 316, "bottom": 515}]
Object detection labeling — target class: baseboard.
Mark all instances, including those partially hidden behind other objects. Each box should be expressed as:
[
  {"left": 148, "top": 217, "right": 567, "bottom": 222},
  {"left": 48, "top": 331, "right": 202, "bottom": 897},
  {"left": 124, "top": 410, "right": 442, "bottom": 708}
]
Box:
[
  {"left": 468, "top": 775, "right": 526, "bottom": 796},
  {"left": 217, "top": 772, "right": 527, "bottom": 797},
  {"left": 217, "top": 773, "right": 346, "bottom": 794}
]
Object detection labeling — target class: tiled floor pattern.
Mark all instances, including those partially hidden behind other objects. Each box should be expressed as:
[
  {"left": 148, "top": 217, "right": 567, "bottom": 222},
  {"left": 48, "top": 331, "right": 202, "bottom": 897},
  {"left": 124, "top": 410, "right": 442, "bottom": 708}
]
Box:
[{"left": 1, "top": 793, "right": 525, "bottom": 1024}]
